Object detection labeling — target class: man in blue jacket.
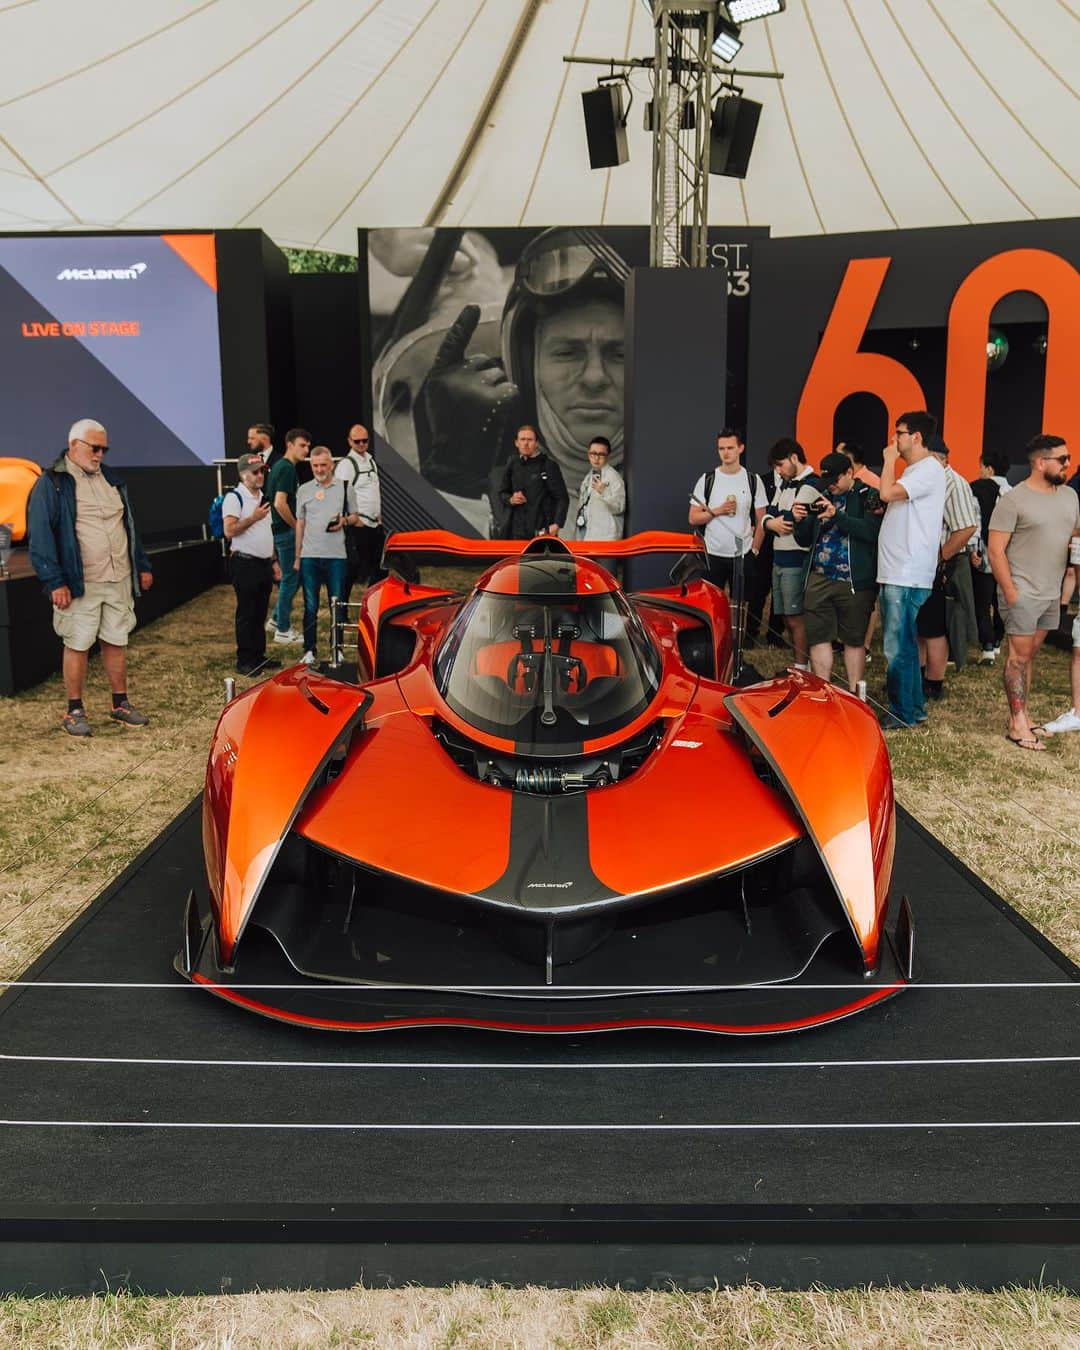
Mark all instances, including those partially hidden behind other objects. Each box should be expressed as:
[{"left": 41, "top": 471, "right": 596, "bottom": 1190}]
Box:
[{"left": 27, "top": 418, "right": 153, "bottom": 736}]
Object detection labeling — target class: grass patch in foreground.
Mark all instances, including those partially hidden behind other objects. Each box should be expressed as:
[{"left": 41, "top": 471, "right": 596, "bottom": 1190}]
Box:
[{"left": 1, "top": 1281, "right": 1078, "bottom": 1348}]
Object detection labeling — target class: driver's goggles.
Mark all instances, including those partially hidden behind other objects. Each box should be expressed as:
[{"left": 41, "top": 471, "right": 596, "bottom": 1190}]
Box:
[{"left": 515, "top": 228, "right": 630, "bottom": 298}]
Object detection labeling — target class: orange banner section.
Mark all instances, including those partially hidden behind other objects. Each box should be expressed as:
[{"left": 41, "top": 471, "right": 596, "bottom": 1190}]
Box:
[{"left": 161, "top": 233, "right": 217, "bottom": 291}]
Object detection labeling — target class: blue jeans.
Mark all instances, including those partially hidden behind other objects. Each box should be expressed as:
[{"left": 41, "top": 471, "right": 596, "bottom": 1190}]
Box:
[
  {"left": 300, "top": 556, "right": 347, "bottom": 657},
  {"left": 272, "top": 532, "right": 299, "bottom": 633},
  {"left": 879, "top": 583, "right": 932, "bottom": 725}
]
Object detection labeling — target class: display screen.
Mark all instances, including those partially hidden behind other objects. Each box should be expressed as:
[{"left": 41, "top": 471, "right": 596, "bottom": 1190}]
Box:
[{"left": 0, "top": 233, "right": 225, "bottom": 466}]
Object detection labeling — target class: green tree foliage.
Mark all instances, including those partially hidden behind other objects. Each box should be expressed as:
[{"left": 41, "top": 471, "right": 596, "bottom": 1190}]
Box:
[{"left": 283, "top": 248, "right": 357, "bottom": 274}]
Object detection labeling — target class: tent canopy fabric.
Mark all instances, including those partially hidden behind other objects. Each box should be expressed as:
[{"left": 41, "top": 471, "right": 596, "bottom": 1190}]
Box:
[{"left": 0, "top": 0, "right": 1077, "bottom": 251}]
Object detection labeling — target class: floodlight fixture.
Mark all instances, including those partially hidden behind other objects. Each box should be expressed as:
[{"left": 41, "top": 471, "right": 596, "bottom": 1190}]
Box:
[
  {"left": 727, "top": 0, "right": 785, "bottom": 21},
  {"left": 712, "top": 16, "right": 743, "bottom": 62}
]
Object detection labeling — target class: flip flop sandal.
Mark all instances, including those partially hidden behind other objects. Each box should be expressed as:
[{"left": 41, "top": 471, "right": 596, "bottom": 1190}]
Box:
[{"left": 1005, "top": 732, "right": 1045, "bottom": 751}]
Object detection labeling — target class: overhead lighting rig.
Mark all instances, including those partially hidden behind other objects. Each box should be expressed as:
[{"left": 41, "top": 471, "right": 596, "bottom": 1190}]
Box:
[{"left": 566, "top": 1, "right": 785, "bottom": 267}]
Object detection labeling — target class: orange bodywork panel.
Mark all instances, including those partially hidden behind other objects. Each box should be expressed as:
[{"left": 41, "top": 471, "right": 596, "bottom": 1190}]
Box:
[
  {"left": 586, "top": 709, "right": 802, "bottom": 896},
  {"left": 384, "top": 529, "right": 704, "bottom": 564},
  {"left": 725, "top": 671, "right": 895, "bottom": 969},
  {"left": 203, "top": 670, "right": 372, "bottom": 961},
  {"left": 295, "top": 700, "right": 513, "bottom": 897}
]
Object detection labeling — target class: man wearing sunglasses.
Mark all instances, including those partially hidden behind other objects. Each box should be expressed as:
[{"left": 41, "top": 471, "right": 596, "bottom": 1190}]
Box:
[
  {"left": 223, "top": 453, "right": 281, "bottom": 677},
  {"left": 988, "top": 434, "right": 1079, "bottom": 750},
  {"left": 27, "top": 418, "right": 153, "bottom": 736},
  {"left": 335, "top": 423, "right": 383, "bottom": 602}
]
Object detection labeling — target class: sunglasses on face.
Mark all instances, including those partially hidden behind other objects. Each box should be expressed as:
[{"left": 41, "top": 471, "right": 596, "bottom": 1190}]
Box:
[
  {"left": 349, "top": 437, "right": 369, "bottom": 445},
  {"left": 1042, "top": 454, "right": 1070, "bottom": 465},
  {"left": 75, "top": 437, "right": 108, "bottom": 454}
]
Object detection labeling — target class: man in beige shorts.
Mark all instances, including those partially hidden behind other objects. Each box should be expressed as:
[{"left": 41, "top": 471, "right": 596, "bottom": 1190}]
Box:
[
  {"left": 27, "top": 419, "right": 153, "bottom": 736},
  {"left": 988, "top": 434, "right": 1079, "bottom": 750}
]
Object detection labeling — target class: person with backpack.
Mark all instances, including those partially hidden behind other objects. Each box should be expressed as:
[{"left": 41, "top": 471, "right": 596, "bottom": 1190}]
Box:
[
  {"left": 222, "top": 453, "right": 281, "bottom": 676},
  {"left": 294, "top": 445, "right": 359, "bottom": 666},
  {"left": 334, "top": 423, "right": 383, "bottom": 603},
  {"left": 687, "top": 428, "right": 767, "bottom": 592}
]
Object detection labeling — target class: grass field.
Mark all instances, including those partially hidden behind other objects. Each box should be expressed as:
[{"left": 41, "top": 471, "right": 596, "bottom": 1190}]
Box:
[{"left": 0, "top": 583, "right": 1077, "bottom": 1347}]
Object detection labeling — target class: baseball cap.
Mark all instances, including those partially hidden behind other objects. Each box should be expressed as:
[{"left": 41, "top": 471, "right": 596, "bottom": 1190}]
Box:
[
  {"left": 236, "top": 452, "right": 265, "bottom": 473},
  {"left": 819, "top": 451, "right": 853, "bottom": 484},
  {"left": 928, "top": 434, "right": 950, "bottom": 458}
]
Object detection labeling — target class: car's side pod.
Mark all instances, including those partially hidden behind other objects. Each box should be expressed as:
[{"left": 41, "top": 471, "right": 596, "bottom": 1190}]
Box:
[
  {"left": 203, "top": 675, "right": 374, "bottom": 966},
  {"left": 724, "top": 670, "right": 896, "bottom": 972}
]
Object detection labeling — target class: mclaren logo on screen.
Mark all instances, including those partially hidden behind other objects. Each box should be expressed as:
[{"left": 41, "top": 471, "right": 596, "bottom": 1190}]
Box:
[{"left": 56, "top": 263, "right": 147, "bottom": 281}]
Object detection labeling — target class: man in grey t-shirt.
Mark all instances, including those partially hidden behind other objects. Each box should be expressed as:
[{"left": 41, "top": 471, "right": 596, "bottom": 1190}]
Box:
[
  {"left": 294, "top": 445, "right": 358, "bottom": 665},
  {"left": 988, "top": 434, "right": 1079, "bottom": 750}
]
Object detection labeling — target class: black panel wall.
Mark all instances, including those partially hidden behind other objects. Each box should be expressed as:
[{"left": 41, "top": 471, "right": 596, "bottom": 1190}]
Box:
[
  {"left": 624, "top": 266, "right": 728, "bottom": 587},
  {"left": 216, "top": 230, "right": 296, "bottom": 457},
  {"left": 290, "top": 272, "right": 369, "bottom": 448}
]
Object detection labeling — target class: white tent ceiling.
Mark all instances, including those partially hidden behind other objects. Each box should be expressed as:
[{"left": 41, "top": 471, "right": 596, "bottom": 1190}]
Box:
[{"left": 0, "top": 0, "right": 1077, "bottom": 252}]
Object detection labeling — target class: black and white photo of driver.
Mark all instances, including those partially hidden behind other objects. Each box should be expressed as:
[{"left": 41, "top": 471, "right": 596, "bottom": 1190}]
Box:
[{"left": 370, "top": 227, "right": 628, "bottom": 536}]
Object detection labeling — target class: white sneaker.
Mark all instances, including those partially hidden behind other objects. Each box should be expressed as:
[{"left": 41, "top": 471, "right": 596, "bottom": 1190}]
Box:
[
  {"left": 979, "top": 647, "right": 996, "bottom": 664},
  {"left": 272, "top": 627, "right": 303, "bottom": 645},
  {"left": 301, "top": 650, "right": 317, "bottom": 666},
  {"left": 1039, "top": 708, "right": 1080, "bottom": 735}
]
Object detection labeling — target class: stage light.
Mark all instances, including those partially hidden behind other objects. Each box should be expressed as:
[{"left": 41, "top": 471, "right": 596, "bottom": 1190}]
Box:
[
  {"left": 728, "top": 0, "right": 785, "bottom": 20},
  {"left": 987, "top": 327, "right": 1009, "bottom": 372},
  {"left": 712, "top": 16, "right": 743, "bottom": 62}
]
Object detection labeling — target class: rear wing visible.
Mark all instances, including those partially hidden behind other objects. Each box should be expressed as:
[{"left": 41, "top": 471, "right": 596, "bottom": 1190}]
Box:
[{"left": 382, "top": 530, "right": 705, "bottom": 579}]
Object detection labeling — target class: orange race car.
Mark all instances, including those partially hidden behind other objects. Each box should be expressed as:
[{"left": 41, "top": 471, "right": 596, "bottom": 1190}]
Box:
[{"left": 178, "top": 531, "right": 912, "bottom": 1034}]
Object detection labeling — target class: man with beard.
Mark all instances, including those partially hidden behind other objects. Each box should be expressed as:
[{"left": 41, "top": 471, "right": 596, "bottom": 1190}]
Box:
[{"left": 988, "top": 434, "right": 1078, "bottom": 750}]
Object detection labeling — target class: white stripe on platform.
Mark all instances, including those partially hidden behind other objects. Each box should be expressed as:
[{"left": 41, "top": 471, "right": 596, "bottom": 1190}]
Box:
[
  {"left": 1, "top": 1052, "right": 1077, "bottom": 1071},
  {"left": 0, "top": 1119, "right": 1077, "bottom": 1131},
  {"left": 0, "top": 981, "right": 1076, "bottom": 991}
]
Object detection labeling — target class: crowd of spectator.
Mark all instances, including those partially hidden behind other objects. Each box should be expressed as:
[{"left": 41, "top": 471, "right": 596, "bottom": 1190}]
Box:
[
  {"left": 689, "top": 415, "right": 1079, "bottom": 741},
  {"left": 23, "top": 411, "right": 1077, "bottom": 746}
]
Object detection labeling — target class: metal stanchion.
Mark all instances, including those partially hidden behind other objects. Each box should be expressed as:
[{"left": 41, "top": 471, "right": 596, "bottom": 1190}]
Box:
[
  {"left": 856, "top": 679, "right": 868, "bottom": 702},
  {"left": 223, "top": 677, "right": 236, "bottom": 704},
  {"left": 330, "top": 597, "right": 342, "bottom": 670},
  {"left": 731, "top": 550, "right": 746, "bottom": 681}
]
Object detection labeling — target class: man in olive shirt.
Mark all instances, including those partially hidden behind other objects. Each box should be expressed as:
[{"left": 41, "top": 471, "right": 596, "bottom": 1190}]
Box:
[
  {"left": 988, "top": 434, "right": 1079, "bottom": 750},
  {"left": 267, "top": 427, "right": 311, "bottom": 644},
  {"left": 27, "top": 418, "right": 153, "bottom": 736}
]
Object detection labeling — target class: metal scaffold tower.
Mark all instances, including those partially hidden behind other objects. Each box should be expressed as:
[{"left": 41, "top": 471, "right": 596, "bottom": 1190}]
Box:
[{"left": 650, "top": 1, "right": 716, "bottom": 269}]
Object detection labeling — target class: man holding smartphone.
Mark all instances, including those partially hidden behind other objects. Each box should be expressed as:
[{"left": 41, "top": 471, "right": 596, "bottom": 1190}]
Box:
[
  {"left": 294, "top": 445, "right": 359, "bottom": 666},
  {"left": 574, "top": 436, "right": 625, "bottom": 540}
]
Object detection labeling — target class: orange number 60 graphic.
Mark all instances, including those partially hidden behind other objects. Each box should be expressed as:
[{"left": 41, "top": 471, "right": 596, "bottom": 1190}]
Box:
[{"left": 796, "top": 249, "right": 1080, "bottom": 480}]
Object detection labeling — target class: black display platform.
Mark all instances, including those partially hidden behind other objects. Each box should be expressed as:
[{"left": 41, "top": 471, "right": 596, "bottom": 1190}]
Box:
[
  {"left": 0, "top": 541, "right": 222, "bottom": 695},
  {"left": 0, "top": 802, "right": 1076, "bottom": 1295}
]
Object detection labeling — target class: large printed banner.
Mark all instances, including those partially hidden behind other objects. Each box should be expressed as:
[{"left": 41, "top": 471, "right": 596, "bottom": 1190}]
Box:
[
  {"left": 746, "top": 218, "right": 1080, "bottom": 482},
  {"left": 0, "top": 233, "right": 225, "bottom": 466},
  {"left": 364, "top": 226, "right": 764, "bottom": 537}
]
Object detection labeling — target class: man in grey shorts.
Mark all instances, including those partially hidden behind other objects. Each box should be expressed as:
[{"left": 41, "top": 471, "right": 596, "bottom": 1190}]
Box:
[
  {"left": 27, "top": 418, "right": 153, "bottom": 737},
  {"left": 988, "top": 434, "right": 1079, "bottom": 750}
]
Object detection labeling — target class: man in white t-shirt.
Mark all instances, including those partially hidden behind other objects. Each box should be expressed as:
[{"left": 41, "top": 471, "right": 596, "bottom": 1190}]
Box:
[
  {"left": 688, "top": 427, "right": 766, "bottom": 594},
  {"left": 334, "top": 423, "right": 383, "bottom": 603},
  {"left": 223, "top": 452, "right": 282, "bottom": 676},
  {"left": 876, "top": 411, "right": 946, "bottom": 729}
]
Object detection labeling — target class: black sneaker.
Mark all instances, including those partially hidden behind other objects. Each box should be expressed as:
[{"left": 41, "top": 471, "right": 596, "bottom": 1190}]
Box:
[
  {"left": 61, "top": 708, "right": 92, "bottom": 737},
  {"left": 236, "top": 659, "right": 282, "bottom": 676},
  {"left": 109, "top": 701, "right": 149, "bottom": 726},
  {"left": 878, "top": 712, "right": 912, "bottom": 731}
]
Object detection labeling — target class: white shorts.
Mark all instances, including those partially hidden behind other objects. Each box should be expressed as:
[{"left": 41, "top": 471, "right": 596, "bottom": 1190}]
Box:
[{"left": 53, "top": 579, "right": 136, "bottom": 650}]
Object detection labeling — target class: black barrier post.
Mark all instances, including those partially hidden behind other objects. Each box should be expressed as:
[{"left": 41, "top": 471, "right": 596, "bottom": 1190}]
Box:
[{"left": 731, "top": 550, "right": 745, "bottom": 682}]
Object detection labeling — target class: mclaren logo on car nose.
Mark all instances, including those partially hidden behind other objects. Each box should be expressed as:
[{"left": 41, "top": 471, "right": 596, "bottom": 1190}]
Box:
[
  {"left": 56, "top": 263, "right": 148, "bottom": 281},
  {"left": 526, "top": 882, "right": 575, "bottom": 889}
]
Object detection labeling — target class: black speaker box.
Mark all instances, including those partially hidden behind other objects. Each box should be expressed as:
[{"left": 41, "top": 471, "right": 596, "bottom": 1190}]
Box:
[
  {"left": 710, "top": 95, "right": 762, "bottom": 178},
  {"left": 581, "top": 85, "right": 629, "bottom": 169}
]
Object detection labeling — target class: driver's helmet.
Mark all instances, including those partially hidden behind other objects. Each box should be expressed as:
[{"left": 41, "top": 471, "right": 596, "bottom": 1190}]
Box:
[{"left": 500, "top": 227, "right": 629, "bottom": 425}]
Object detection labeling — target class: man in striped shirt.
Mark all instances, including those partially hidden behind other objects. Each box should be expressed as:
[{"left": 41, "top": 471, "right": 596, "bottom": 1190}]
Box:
[{"left": 916, "top": 436, "right": 979, "bottom": 699}]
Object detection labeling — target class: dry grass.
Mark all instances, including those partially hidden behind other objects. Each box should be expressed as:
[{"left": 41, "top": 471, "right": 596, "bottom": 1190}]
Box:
[
  {"left": 0, "top": 584, "right": 1077, "bottom": 1343},
  {"left": 1, "top": 1281, "right": 1079, "bottom": 1348}
]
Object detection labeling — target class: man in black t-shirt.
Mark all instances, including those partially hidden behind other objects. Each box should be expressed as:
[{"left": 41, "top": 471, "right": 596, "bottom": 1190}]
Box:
[{"left": 267, "top": 427, "right": 311, "bottom": 644}]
